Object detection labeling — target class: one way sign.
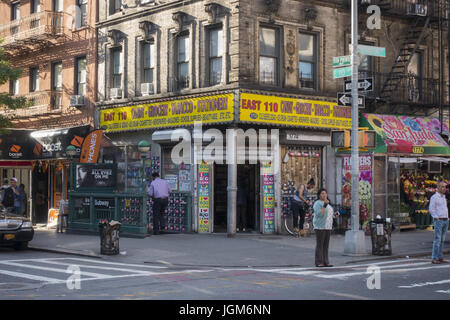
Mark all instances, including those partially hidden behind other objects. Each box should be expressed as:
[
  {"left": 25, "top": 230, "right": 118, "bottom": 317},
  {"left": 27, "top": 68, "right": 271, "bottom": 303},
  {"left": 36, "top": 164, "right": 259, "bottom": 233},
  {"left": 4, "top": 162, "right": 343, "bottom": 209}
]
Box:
[
  {"left": 337, "top": 93, "right": 365, "bottom": 108},
  {"left": 344, "top": 78, "right": 373, "bottom": 92}
]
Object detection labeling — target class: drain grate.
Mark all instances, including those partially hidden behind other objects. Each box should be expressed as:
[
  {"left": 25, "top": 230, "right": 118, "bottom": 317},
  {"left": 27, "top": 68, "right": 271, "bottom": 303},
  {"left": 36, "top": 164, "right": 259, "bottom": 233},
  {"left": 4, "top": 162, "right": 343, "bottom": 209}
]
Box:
[{"left": 0, "top": 283, "right": 43, "bottom": 291}]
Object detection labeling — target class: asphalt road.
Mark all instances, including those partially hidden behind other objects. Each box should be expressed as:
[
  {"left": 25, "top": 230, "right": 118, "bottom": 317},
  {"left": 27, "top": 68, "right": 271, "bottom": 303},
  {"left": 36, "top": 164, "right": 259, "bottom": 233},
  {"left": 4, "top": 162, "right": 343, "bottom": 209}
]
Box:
[{"left": 0, "top": 248, "right": 449, "bottom": 301}]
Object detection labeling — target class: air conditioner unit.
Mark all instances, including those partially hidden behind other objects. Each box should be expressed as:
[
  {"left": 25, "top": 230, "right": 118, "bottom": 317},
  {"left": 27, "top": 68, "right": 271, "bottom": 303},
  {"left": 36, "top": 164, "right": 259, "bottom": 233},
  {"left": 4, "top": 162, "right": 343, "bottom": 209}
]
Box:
[
  {"left": 141, "top": 83, "right": 154, "bottom": 96},
  {"left": 69, "top": 95, "right": 85, "bottom": 107},
  {"left": 110, "top": 88, "right": 122, "bottom": 99}
]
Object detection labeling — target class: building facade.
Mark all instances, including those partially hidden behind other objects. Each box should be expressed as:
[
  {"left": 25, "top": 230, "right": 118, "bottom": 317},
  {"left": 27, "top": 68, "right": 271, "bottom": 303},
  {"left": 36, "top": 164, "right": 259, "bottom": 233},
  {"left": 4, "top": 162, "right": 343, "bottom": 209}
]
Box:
[
  {"left": 0, "top": 0, "right": 97, "bottom": 224},
  {"left": 94, "top": 0, "right": 448, "bottom": 235}
]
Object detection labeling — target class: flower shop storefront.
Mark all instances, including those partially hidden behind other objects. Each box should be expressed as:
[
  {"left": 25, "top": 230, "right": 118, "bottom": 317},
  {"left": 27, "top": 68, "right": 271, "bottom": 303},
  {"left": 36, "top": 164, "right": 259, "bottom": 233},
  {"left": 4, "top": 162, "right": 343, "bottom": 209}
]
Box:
[{"left": 360, "top": 113, "right": 450, "bottom": 230}]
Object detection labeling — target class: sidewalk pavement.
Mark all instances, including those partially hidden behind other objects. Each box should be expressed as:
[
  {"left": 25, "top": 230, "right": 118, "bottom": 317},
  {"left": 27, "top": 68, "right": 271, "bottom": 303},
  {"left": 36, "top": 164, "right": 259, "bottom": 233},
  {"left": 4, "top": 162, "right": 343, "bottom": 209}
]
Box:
[{"left": 28, "top": 228, "right": 448, "bottom": 267}]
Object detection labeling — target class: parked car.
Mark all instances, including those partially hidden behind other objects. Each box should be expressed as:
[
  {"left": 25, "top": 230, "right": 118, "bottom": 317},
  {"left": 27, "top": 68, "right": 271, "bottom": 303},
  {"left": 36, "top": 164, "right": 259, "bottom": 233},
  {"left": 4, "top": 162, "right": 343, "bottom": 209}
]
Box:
[{"left": 0, "top": 205, "right": 34, "bottom": 250}]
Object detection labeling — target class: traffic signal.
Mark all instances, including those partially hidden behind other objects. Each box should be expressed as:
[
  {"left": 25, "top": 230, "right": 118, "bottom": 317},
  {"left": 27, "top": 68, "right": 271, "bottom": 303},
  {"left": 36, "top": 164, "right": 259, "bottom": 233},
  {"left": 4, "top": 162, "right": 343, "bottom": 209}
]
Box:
[
  {"left": 331, "top": 130, "right": 350, "bottom": 148},
  {"left": 358, "top": 130, "right": 376, "bottom": 148}
]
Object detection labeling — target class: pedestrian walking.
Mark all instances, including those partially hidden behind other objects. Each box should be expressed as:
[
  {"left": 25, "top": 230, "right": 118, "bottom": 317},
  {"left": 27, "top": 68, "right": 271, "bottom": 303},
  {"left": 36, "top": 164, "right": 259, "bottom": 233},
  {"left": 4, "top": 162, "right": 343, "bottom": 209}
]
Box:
[
  {"left": 313, "top": 188, "right": 336, "bottom": 267},
  {"left": 1, "top": 178, "right": 17, "bottom": 211},
  {"left": 0, "top": 178, "right": 9, "bottom": 203},
  {"left": 292, "top": 178, "right": 315, "bottom": 237},
  {"left": 429, "top": 181, "right": 449, "bottom": 264},
  {"left": 148, "top": 172, "right": 170, "bottom": 235}
]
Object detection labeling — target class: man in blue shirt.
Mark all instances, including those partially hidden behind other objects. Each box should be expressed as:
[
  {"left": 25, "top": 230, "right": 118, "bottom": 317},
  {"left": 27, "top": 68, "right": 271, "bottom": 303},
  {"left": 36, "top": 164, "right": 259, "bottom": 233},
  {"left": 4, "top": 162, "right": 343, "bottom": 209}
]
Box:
[
  {"left": 429, "top": 182, "right": 449, "bottom": 264},
  {"left": 148, "top": 172, "right": 171, "bottom": 235}
]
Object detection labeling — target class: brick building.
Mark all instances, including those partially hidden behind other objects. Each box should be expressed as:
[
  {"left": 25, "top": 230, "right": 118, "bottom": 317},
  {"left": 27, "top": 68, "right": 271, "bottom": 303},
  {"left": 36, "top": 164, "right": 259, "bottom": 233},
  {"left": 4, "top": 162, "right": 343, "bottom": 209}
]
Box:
[
  {"left": 0, "top": 0, "right": 97, "bottom": 224},
  {"left": 95, "top": 0, "right": 448, "bottom": 235}
]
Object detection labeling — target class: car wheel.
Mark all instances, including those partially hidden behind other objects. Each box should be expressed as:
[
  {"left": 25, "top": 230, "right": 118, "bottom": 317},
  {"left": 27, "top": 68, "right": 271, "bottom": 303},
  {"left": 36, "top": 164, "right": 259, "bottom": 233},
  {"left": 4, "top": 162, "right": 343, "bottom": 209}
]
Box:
[{"left": 13, "top": 242, "right": 28, "bottom": 250}]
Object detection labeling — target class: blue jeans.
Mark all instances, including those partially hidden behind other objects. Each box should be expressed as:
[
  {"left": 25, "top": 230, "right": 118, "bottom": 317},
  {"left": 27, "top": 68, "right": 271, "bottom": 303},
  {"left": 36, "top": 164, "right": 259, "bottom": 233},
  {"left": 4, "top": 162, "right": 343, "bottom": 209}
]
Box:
[{"left": 432, "top": 219, "right": 449, "bottom": 261}]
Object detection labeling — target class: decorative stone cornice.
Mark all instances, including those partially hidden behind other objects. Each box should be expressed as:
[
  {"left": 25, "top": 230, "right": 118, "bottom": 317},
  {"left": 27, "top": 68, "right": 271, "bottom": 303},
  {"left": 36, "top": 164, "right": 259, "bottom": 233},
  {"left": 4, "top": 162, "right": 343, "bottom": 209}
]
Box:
[
  {"left": 172, "top": 11, "right": 186, "bottom": 33},
  {"left": 204, "top": 2, "right": 221, "bottom": 24},
  {"left": 139, "top": 21, "right": 156, "bottom": 40},
  {"left": 107, "top": 29, "right": 121, "bottom": 46}
]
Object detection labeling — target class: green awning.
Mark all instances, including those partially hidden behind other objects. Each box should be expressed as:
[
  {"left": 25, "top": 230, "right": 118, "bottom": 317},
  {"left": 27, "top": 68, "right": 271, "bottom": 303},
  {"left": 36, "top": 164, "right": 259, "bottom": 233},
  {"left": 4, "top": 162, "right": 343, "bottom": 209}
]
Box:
[{"left": 360, "top": 114, "right": 450, "bottom": 155}]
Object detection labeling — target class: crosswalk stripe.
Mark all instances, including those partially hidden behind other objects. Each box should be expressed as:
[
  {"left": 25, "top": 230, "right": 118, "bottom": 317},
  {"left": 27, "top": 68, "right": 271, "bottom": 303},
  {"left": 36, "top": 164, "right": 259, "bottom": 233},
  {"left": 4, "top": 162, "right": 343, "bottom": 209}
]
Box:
[
  {"left": 0, "top": 269, "right": 65, "bottom": 284},
  {"left": 0, "top": 261, "right": 114, "bottom": 279},
  {"left": 399, "top": 278, "right": 450, "bottom": 289},
  {"left": 36, "top": 260, "right": 154, "bottom": 274},
  {"left": 62, "top": 258, "right": 167, "bottom": 269}
]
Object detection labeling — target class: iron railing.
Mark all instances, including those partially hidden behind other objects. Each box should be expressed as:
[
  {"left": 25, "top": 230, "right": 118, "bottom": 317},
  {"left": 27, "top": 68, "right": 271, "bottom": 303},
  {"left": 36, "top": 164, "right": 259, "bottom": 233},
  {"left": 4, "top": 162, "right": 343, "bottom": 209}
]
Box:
[
  {"left": 0, "top": 90, "right": 63, "bottom": 118},
  {"left": 0, "top": 11, "right": 64, "bottom": 48},
  {"left": 355, "top": 71, "right": 447, "bottom": 106}
]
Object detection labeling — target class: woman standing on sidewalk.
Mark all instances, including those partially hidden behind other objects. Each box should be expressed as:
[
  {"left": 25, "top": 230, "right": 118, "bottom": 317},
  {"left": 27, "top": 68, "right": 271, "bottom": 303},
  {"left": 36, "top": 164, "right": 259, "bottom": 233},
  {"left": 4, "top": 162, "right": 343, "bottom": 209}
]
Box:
[{"left": 313, "top": 188, "right": 335, "bottom": 267}]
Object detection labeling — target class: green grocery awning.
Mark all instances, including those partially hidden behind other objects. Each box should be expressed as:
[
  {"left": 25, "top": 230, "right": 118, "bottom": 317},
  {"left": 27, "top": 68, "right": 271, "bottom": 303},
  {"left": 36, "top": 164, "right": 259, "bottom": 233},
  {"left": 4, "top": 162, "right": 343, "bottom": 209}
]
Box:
[{"left": 360, "top": 114, "right": 450, "bottom": 155}]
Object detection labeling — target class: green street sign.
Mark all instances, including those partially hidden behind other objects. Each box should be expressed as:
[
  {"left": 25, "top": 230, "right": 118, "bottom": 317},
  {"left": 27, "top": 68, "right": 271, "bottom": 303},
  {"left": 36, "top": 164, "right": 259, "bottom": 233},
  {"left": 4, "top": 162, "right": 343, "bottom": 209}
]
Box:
[
  {"left": 333, "top": 66, "right": 352, "bottom": 79},
  {"left": 357, "top": 44, "right": 386, "bottom": 57},
  {"left": 333, "top": 55, "right": 352, "bottom": 68}
]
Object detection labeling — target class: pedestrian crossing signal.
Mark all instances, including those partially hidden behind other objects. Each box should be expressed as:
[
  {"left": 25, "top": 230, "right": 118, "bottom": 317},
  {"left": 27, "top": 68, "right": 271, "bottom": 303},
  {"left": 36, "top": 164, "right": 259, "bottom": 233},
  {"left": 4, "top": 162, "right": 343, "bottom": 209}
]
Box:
[
  {"left": 331, "top": 130, "right": 376, "bottom": 149},
  {"left": 331, "top": 130, "right": 350, "bottom": 148},
  {"left": 358, "top": 130, "right": 376, "bottom": 149}
]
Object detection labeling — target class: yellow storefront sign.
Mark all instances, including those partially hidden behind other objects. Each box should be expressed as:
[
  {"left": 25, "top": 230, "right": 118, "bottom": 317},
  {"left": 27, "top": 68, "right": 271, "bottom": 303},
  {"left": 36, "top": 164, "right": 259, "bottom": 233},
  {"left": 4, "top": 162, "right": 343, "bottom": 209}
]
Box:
[
  {"left": 240, "top": 93, "right": 352, "bottom": 129},
  {"left": 100, "top": 93, "right": 234, "bottom": 132}
]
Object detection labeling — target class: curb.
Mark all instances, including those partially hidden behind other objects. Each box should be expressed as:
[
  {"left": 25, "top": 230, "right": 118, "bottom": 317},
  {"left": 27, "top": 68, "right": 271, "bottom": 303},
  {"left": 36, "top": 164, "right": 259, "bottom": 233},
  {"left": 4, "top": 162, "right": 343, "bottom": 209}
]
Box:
[
  {"left": 28, "top": 246, "right": 102, "bottom": 259},
  {"left": 345, "top": 250, "right": 450, "bottom": 264}
]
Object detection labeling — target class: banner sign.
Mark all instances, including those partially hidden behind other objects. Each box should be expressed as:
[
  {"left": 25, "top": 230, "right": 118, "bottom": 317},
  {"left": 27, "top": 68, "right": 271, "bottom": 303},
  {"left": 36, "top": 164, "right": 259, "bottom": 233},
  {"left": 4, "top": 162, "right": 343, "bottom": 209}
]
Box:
[
  {"left": 361, "top": 114, "right": 450, "bottom": 154},
  {"left": 240, "top": 93, "right": 352, "bottom": 129},
  {"left": 198, "top": 163, "right": 210, "bottom": 233},
  {"left": 100, "top": 93, "right": 234, "bottom": 132},
  {"left": 75, "top": 164, "right": 117, "bottom": 190},
  {"left": 0, "top": 126, "right": 91, "bottom": 160},
  {"left": 80, "top": 130, "right": 103, "bottom": 163},
  {"left": 263, "top": 161, "right": 275, "bottom": 234},
  {"left": 342, "top": 155, "right": 372, "bottom": 229}
]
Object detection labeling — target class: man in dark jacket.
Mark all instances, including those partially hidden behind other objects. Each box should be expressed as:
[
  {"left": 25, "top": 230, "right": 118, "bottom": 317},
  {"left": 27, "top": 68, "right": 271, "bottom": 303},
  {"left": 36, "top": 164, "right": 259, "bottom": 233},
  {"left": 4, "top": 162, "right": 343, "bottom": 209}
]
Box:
[{"left": 1, "top": 178, "right": 16, "bottom": 210}]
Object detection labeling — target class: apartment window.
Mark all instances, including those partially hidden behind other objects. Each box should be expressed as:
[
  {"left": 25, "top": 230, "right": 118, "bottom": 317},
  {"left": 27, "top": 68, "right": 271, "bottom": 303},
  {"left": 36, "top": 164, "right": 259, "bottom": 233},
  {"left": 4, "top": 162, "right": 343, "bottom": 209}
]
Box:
[
  {"left": 109, "top": 0, "right": 122, "bottom": 14},
  {"left": 208, "top": 27, "right": 223, "bottom": 86},
  {"left": 298, "top": 32, "right": 318, "bottom": 89},
  {"left": 75, "top": 57, "right": 86, "bottom": 96},
  {"left": 141, "top": 41, "right": 155, "bottom": 84},
  {"left": 76, "top": 0, "right": 88, "bottom": 28},
  {"left": 53, "top": 0, "right": 63, "bottom": 12},
  {"left": 176, "top": 34, "right": 190, "bottom": 89},
  {"left": 259, "top": 27, "right": 279, "bottom": 86},
  {"left": 407, "top": 51, "right": 424, "bottom": 101},
  {"left": 111, "top": 48, "right": 122, "bottom": 88},
  {"left": 30, "top": 67, "right": 39, "bottom": 92},
  {"left": 11, "top": 2, "right": 20, "bottom": 20},
  {"left": 31, "top": 0, "right": 40, "bottom": 13},
  {"left": 10, "top": 79, "right": 19, "bottom": 96},
  {"left": 52, "top": 62, "right": 63, "bottom": 91}
]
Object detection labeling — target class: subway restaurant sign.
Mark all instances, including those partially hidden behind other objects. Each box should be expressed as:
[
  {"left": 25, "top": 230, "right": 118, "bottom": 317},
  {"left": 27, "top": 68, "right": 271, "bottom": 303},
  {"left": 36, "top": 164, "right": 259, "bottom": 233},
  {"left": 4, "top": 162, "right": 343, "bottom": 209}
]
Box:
[
  {"left": 100, "top": 93, "right": 234, "bottom": 132},
  {"left": 239, "top": 93, "right": 352, "bottom": 129}
]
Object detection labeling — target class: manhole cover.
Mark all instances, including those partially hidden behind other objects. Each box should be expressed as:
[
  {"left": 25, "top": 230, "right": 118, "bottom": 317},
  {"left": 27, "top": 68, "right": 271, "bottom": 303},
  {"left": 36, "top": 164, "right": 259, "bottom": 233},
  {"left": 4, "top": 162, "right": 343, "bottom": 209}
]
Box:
[{"left": 0, "top": 283, "right": 43, "bottom": 291}]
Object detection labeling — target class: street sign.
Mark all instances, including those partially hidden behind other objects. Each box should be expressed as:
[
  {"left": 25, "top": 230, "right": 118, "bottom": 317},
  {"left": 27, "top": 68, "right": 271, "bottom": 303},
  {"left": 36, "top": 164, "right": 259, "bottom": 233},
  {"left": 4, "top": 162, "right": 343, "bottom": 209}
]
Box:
[
  {"left": 337, "top": 92, "right": 365, "bottom": 108},
  {"left": 333, "top": 66, "right": 352, "bottom": 79},
  {"left": 333, "top": 55, "right": 351, "bottom": 68},
  {"left": 344, "top": 78, "right": 373, "bottom": 92},
  {"left": 357, "top": 44, "right": 386, "bottom": 57}
]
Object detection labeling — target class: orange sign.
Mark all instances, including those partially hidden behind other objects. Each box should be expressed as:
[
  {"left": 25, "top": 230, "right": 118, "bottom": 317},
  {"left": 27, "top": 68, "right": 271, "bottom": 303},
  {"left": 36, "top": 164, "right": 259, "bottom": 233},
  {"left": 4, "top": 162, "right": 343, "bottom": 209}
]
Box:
[
  {"left": 80, "top": 130, "right": 102, "bottom": 163},
  {"left": 47, "top": 208, "right": 59, "bottom": 228}
]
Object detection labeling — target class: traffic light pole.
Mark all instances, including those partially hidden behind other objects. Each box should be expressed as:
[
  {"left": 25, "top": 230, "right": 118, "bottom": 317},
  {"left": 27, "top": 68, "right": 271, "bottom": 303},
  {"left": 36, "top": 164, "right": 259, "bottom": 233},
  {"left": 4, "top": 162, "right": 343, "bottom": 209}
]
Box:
[{"left": 344, "top": 0, "right": 367, "bottom": 255}]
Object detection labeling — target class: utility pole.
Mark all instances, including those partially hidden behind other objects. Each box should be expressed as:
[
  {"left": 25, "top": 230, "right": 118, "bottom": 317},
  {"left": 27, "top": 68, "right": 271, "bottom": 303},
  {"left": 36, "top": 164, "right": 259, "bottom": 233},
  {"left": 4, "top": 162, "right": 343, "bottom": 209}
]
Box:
[{"left": 344, "top": 0, "right": 367, "bottom": 255}]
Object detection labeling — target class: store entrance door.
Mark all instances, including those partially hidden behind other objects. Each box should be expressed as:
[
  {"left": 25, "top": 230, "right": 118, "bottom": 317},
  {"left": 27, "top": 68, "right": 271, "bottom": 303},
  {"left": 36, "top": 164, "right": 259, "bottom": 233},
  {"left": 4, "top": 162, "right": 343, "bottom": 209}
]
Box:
[
  {"left": 33, "top": 169, "right": 49, "bottom": 224},
  {"left": 237, "top": 164, "right": 260, "bottom": 232},
  {"left": 213, "top": 164, "right": 261, "bottom": 233}
]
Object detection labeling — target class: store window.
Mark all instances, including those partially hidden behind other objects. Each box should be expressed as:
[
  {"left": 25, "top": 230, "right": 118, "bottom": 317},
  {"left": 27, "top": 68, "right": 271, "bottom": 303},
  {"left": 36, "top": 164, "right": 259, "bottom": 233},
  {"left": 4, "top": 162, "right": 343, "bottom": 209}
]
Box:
[
  {"left": 29, "top": 67, "right": 39, "bottom": 92},
  {"left": 298, "top": 32, "right": 318, "bottom": 90},
  {"left": 280, "top": 146, "right": 321, "bottom": 199},
  {"left": 259, "top": 26, "right": 279, "bottom": 86},
  {"left": 162, "top": 147, "right": 191, "bottom": 192}
]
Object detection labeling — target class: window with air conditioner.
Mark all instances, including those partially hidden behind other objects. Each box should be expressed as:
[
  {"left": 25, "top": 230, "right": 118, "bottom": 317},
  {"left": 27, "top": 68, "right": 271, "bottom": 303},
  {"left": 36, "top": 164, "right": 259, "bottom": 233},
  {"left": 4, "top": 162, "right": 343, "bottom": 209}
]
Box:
[
  {"left": 53, "top": 0, "right": 63, "bottom": 12},
  {"left": 259, "top": 27, "right": 279, "bottom": 86},
  {"left": 298, "top": 32, "right": 318, "bottom": 90},
  {"left": 208, "top": 27, "right": 223, "bottom": 86},
  {"left": 141, "top": 41, "right": 155, "bottom": 95},
  {"left": 75, "top": 57, "right": 86, "bottom": 96}
]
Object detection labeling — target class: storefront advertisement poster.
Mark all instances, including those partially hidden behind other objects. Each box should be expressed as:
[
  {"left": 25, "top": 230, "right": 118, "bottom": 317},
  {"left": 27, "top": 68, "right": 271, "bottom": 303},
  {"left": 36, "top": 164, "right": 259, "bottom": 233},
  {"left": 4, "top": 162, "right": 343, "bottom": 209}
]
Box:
[
  {"left": 100, "top": 93, "right": 234, "bottom": 132},
  {"left": 178, "top": 170, "right": 191, "bottom": 192},
  {"left": 240, "top": 93, "right": 352, "bottom": 129},
  {"left": 263, "top": 162, "right": 275, "bottom": 233},
  {"left": 198, "top": 163, "right": 210, "bottom": 233},
  {"left": 342, "top": 155, "right": 372, "bottom": 230}
]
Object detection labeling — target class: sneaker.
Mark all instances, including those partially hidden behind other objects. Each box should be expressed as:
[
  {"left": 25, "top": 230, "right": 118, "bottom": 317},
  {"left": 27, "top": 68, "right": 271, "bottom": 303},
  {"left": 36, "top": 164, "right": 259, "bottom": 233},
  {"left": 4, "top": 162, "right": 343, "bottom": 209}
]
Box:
[
  {"left": 439, "top": 258, "right": 448, "bottom": 263},
  {"left": 432, "top": 260, "right": 441, "bottom": 264}
]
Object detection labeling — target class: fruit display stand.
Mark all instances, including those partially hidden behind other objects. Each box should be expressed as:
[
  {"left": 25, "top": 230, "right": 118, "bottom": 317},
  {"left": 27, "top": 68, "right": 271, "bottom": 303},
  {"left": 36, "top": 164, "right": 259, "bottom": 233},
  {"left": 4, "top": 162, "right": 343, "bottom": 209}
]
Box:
[{"left": 401, "top": 171, "right": 447, "bottom": 229}]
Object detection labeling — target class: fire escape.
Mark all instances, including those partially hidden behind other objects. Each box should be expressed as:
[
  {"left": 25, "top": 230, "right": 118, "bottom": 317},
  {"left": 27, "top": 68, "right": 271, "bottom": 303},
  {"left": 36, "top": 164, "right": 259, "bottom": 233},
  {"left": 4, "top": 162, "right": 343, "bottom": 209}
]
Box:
[{"left": 0, "top": 9, "right": 68, "bottom": 121}]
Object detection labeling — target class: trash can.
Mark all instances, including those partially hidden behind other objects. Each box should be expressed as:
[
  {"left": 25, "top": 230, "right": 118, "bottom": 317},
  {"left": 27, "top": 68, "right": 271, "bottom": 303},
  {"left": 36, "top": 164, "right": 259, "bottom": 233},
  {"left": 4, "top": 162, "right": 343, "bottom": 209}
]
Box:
[
  {"left": 369, "top": 217, "right": 392, "bottom": 256},
  {"left": 98, "top": 220, "right": 121, "bottom": 255}
]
